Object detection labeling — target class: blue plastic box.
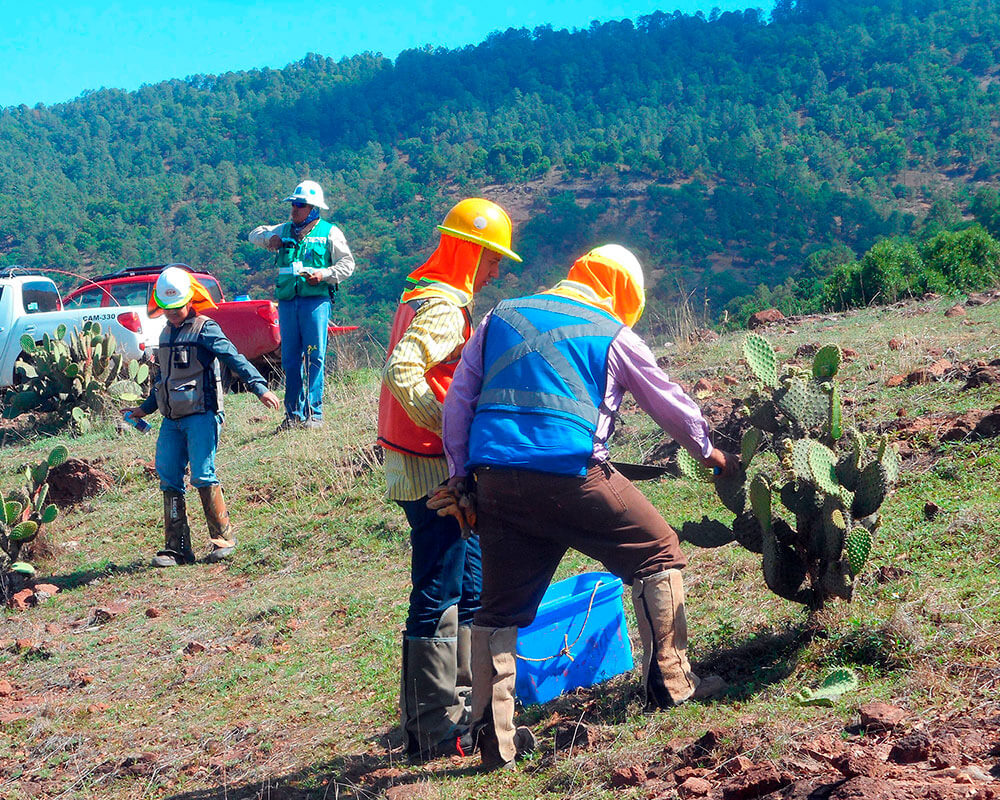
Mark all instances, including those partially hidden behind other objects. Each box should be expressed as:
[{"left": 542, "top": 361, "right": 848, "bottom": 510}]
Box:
[{"left": 515, "top": 571, "right": 634, "bottom": 705}]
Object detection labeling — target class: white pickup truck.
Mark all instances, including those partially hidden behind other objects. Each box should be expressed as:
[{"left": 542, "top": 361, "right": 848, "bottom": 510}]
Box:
[{"left": 0, "top": 270, "right": 159, "bottom": 388}]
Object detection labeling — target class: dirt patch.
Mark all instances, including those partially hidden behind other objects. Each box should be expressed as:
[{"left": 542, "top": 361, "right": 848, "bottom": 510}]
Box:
[{"left": 46, "top": 458, "right": 114, "bottom": 506}]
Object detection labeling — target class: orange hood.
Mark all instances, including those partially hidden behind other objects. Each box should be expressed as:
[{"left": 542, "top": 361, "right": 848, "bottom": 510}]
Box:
[
  {"left": 399, "top": 234, "right": 486, "bottom": 307},
  {"left": 147, "top": 276, "right": 219, "bottom": 318},
  {"left": 546, "top": 248, "right": 646, "bottom": 327}
]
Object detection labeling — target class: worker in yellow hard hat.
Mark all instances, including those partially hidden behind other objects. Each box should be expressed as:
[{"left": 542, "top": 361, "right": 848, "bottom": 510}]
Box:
[
  {"left": 439, "top": 245, "right": 738, "bottom": 770},
  {"left": 376, "top": 198, "right": 521, "bottom": 763}
]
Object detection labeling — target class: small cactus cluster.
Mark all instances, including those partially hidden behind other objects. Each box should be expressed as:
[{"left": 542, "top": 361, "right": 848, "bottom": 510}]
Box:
[
  {"left": 677, "top": 333, "right": 899, "bottom": 609},
  {"left": 1, "top": 445, "right": 65, "bottom": 591},
  {"left": 2, "top": 322, "right": 148, "bottom": 433}
]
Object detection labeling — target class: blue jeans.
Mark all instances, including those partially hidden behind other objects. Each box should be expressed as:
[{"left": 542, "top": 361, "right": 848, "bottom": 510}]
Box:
[
  {"left": 398, "top": 498, "right": 482, "bottom": 637},
  {"left": 278, "top": 295, "right": 331, "bottom": 421},
  {"left": 156, "top": 411, "right": 223, "bottom": 492}
]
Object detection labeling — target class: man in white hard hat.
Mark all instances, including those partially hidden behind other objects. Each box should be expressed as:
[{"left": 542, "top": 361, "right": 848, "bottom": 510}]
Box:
[
  {"left": 249, "top": 179, "right": 355, "bottom": 430},
  {"left": 124, "top": 267, "right": 281, "bottom": 567},
  {"left": 438, "top": 245, "right": 738, "bottom": 770}
]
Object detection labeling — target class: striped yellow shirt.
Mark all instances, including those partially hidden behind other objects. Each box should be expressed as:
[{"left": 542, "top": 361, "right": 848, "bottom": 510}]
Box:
[{"left": 382, "top": 297, "right": 468, "bottom": 502}]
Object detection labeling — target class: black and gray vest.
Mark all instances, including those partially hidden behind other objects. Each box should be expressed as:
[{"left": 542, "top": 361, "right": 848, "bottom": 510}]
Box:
[{"left": 153, "top": 315, "right": 224, "bottom": 419}]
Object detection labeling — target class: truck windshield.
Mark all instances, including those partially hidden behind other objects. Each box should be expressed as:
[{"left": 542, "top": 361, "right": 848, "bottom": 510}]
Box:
[
  {"left": 22, "top": 281, "right": 61, "bottom": 314},
  {"left": 109, "top": 282, "right": 152, "bottom": 307}
]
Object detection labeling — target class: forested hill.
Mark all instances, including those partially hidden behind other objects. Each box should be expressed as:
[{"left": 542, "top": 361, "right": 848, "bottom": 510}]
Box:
[{"left": 2, "top": 0, "right": 999, "bottom": 337}]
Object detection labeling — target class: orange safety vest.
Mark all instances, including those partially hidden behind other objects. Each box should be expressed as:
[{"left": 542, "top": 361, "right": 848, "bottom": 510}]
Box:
[{"left": 377, "top": 298, "right": 472, "bottom": 457}]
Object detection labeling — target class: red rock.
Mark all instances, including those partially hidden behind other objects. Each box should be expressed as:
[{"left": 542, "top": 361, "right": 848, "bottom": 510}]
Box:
[
  {"left": 90, "top": 603, "right": 126, "bottom": 624},
  {"left": 145, "top": 607, "right": 163, "bottom": 618},
  {"left": 34, "top": 583, "right": 59, "bottom": 596},
  {"left": 748, "top": 308, "right": 785, "bottom": 329},
  {"left": 945, "top": 304, "right": 966, "bottom": 317},
  {"left": 0, "top": 679, "right": 13, "bottom": 696},
  {"left": 721, "top": 764, "right": 791, "bottom": 800},
  {"left": 693, "top": 378, "right": 715, "bottom": 394},
  {"left": 15, "top": 638, "right": 35, "bottom": 651},
  {"left": 679, "top": 776, "right": 713, "bottom": 796},
  {"left": 183, "top": 641, "right": 206, "bottom": 655},
  {"left": 885, "top": 375, "right": 906, "bottom": 387},
  {"left": 87, "top": 703, "right": 109, "bottom": 714},
  {"left": 10, "top": 589, "right": 34, "bottom": 610},
  {"left": 723, "top": 375, "right": 738, "bottom": 385},
  {"left": 858, "top": 702, "right": 906, "bottom": 731},
  {"left": 832, "top": 751, "right": 887, "bottom": 778},
  {"left": 928, "top": 359, "right": 954, "bottom": 376},
  {"left": 888, "top": 731, "right": 931, "bottom": 763},
  {"left": 610, "top": 764, "right": 648, "bottom": 788},
  {"left": 888, "top": 338, "right": 903, "bottom": 350},
  {"left": 718, "top": 755, "right": 754, "bottom": 776},
  {"left": 842, "top": 348, "right": 858, "bottom": 358}
]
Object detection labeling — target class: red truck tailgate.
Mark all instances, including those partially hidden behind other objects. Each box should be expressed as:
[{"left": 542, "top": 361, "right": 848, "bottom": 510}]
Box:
[{"left": 204, "top": 300, "right": 281, "bottom": 361}]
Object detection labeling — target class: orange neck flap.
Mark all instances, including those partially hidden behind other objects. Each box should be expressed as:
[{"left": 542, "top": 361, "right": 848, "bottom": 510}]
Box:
[
  {"left": 545, "top": 253, "right": 645, "bottom": 327},
  {"left": 399, "top": 235, "right": 484, "bottom": 307},
  {"left": 147, "top": 276, "right": 219, "bottom": 318}
]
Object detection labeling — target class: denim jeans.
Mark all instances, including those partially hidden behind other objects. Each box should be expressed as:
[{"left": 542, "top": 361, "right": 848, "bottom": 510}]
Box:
[
  {"left": 278, "top": 295, "right": 331, "bottom": 421},
  {"left": 155, "top": 411, "right": 223, "bottom": 492},
  {"left": 398, "top": 497, "right": 482, "bottom": 637}
]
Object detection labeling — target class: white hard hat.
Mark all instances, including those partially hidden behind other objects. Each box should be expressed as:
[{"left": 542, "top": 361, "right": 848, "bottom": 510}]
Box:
[
  {"left": 153, "top": 267, "right": 194, "bottom": 309},
  {"left": 590, "top": 244, "right": 644, "bottom": 290},
  {"left": 284, "top": 180, "right": 328, "bottom": 210}
]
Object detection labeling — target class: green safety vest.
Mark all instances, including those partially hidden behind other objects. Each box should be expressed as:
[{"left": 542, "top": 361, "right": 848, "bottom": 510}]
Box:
[{"left": 274, "top": 219, "right": 335, "bottom": 301}]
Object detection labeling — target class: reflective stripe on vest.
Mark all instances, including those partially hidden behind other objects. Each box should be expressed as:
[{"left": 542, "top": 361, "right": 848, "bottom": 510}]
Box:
[
  {"left": 153, "top": 315, "right": 224, "bottom": 419},
  {"left": 468, "top": 295, "right": 623, "bottom": 476},
  {"left": 275, "top": 219, "right": 335, "bottom": 300},
  {"left": 377, "top": 298, "right": 472, "bottom": 457}
]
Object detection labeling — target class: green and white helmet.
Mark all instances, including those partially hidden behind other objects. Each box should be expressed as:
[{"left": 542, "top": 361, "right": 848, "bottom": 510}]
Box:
[{"left": 284, "top": 180, "right": 328, "bottom": 210}]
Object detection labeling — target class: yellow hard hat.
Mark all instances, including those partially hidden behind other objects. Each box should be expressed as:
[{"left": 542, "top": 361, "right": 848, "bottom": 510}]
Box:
[{"left": 436, "top": 198, "right": 522, "bottom": 262}]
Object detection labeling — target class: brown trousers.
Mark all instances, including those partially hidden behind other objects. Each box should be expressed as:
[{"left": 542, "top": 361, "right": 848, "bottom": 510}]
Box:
[{"left": 473, "top": 463, "right": 687, "bottom": 629}]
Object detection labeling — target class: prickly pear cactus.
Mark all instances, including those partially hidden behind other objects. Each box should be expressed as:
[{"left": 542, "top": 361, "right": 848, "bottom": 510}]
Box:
[
  {"left": 2, "top": 321, "right": 148, "bottom": 433},
  {"left": 1, "top": 446, "right": 64, "bottom": 600},
  {"left": 676, "top": 334, "right": 897, "bottom": 609}
]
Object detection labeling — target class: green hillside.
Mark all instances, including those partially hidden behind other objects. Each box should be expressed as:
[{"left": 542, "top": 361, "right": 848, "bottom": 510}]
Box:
[{"left": 2, "top": 0, "right": 1000, "bottom": 337}]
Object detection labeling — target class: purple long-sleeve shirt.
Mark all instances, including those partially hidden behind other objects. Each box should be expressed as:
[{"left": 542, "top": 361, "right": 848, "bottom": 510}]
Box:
[{"left": 443, "top": 310, "right": 714, "bottom": 478}]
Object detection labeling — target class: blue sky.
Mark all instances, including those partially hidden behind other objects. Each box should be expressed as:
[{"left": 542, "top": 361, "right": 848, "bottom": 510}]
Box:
[{"left": 0, "top": 0, "right": 758, "bottom": 109}]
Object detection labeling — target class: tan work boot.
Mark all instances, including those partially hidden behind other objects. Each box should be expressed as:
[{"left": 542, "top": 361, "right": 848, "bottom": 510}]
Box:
[
  {"left": 470, "top": 625, "right": 537, "bottom": 771},
  {"left": 198, "top": 485, "right": 236, "bottom": 562},
  {"left": 401, "top": 605, "right": 467, "bottom": 763},
  {"left": 632, "top": 568, "right": 724, "bottom": 708},
  {"left": 151, "top": 490, "right": 195, "bottom": 567}
]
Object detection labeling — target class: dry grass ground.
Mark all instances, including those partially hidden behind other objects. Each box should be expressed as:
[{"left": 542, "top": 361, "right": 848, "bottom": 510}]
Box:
[{"left": 2, "top": 296, "right": 999, "bottom": 799}]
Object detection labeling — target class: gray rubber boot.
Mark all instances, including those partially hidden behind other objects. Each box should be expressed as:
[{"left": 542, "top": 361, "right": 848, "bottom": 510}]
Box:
[
  {"left": 151, "top": 490, "right": 195, "bottom": 567},
  {"left": 401, "top": 605, "right": 466, "bottom": 762},
  {"left": 470, "top": 625, "right": 536, "bottom": 771},
  {"left": 632, "top": 568, "right": 700, "bottom": 707},
  {"left": 456, "top": 624, "right": 473, "bottom": 721}
]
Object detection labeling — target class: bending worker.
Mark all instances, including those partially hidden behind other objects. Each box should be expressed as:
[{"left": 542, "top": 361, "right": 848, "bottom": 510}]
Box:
[
  {"left": 439, "top": 244, "right": 738, "bottom": 771},
  {"left": 376, "top": 198, "right": 521, "bottom": 762},
  {"left": 249, "top": 179, "right": 355, "bottom": 430}
]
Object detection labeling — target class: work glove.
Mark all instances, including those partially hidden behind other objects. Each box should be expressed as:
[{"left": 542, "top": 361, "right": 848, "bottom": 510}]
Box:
[{"left": 427, "top": 481, "right": 476, "bottom": 538}]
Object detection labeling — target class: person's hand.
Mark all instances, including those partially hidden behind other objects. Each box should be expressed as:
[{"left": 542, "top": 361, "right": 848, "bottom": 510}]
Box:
[
  {"left": 267, "top": 235, "right": 283, "bottom": 252},
  {"left": 304, "top": 270, "right": 322, "bottom": 285},
  {"left": 704, "top": 447, "right": 740, "bottom": 478},
  {"left": 427, "top": 480, "right": 475, "bottom": 537},
  {"left": 122, "top": 407, "right": 146, "bottom": 419},
  {"left": 258, "top": 391, "right": 280, "bottom": 410}
]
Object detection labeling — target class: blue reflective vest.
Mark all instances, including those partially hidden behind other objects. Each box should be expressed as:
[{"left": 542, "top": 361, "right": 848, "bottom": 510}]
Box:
[{"left": 467, "top": 294, "right": 623, "bottom": 476}]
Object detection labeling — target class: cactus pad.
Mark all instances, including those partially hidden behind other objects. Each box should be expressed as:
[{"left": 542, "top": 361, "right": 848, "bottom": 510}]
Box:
[
  {"left": 677, "top": 448, "right": 713, "bottom": 482},
  {"left": 852, "top": 461, "right": 888, "bottom": 519},
  {"left": 741, "top": 428, "right": 762, "bottom": 467},
  {"left": 679, "top": 517, "right": 736, "bottom": 548},
  {"left": 714, "top": 469, "right": 747, "bottom": 514},
  {"left": 9, "top": 520, "right": 39, "bottom": 543},
  {"left": 812, "top": 345, "right": 842, "bottom": 380},
  {"left": 845, "top": 527, "right": 873, "bottom": 576},
  {"left": 733, "top": 510, "right": 764, "bottom": 553},
  {"left": 776, "top": 377, "right": 830, "bottom": 431},
  {"left": 808, "top": 442, "right": 839, "bottom": 494},
  {"left": 793, "top": 667, "right": 859, "bottom": 707},
  {"left": 10, "top": 561, "right": 36, "bottom": 576},
  {"left": 749, "top": 474, "right": 772, "bottom": 534},
  {"left": 743, "top": 332, "right": 779, "bottom": 387}
]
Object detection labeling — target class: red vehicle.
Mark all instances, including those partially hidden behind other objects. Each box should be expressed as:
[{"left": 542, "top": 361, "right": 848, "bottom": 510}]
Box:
[{"left": 64, "top": 264, "right": 357, "bottom": 386}]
